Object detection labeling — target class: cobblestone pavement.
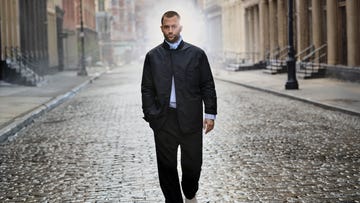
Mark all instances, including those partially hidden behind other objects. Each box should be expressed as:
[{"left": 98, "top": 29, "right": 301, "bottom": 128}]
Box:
[{"left": 0, "top": 63, "right": 359, "bottom": 202}]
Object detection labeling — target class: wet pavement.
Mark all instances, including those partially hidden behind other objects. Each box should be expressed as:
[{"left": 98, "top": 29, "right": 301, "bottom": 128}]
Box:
[
  {"left": 0, "top": 66, "right": 106, "bottom": 142},
  {"left": 0, "top": 63, "right": 359, "bottom": 202}
]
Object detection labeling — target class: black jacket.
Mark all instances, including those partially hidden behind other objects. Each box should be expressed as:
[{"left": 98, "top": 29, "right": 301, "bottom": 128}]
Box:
[{"left": 141, "top": 40, "right": 217, "bottom": 133}]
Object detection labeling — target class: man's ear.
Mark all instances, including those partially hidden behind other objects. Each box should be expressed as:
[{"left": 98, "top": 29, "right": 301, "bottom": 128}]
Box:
[{"left": 179, "top": 25, "right": 183, "bottom": 32}]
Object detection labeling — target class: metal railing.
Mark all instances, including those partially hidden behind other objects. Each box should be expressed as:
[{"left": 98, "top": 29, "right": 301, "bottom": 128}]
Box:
[
  {"left": 272, "top": 46, "right": 288, "bottom": 60},
  {"left": 223, "top": 51, "right": 260, "bottom": 65},
  {"left": 296, "top": 44, "right": 315, "bottom": 60},
  {"left": 266, "top": 46, "right": 288, "bottom": 69},
  {"left": 298, "top": 44, "right": 327, "bottom": 76},
  {"left": 4, "top": 46, "right": 43, "bottom": 85},
  {"left": 302, "top": 44, "right": 327, "bottom": 63}
]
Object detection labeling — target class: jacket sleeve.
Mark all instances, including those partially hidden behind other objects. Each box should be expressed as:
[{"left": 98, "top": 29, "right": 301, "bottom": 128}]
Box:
[
  {"left": 199, "top": 51, "right": 217, "bottom": 115},
  {"left": 141, "top": 53, "right": 160, "bottom": 122}
]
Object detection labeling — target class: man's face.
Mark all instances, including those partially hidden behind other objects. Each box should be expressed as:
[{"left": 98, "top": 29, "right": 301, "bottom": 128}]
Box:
[{"left": 161, "top": 16, "right": 182, "bottom": 43}]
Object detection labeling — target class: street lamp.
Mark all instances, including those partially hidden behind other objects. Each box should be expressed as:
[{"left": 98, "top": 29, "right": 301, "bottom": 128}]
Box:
[
  {"left": 0, "top": 17, "right": 2, "bottom": 61},
  {"left": 0, "top": 17, "right": 3, "bottom": 80},
  {"left": 78, "top": 0, "right": 87, "bottom": 76},
  {"left": 285, "top": 0, "right": 298, "bottom": 90}
]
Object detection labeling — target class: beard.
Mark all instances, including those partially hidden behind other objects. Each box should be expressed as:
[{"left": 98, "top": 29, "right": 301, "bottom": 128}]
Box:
[{"left": 164, "top": 34, "right": 180, "bottom": 43}]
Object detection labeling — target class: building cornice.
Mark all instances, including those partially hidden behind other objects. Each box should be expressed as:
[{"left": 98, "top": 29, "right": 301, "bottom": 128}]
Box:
[{"left": 241, "top": 0, "right": 261, "bottom": 8}]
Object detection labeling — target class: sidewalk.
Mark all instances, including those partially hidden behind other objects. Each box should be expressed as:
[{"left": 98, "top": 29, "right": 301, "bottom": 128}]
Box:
[
  {"left": 0, "top": 66, "right": 108, "bottom": 143},
  {"left": 213, "top": 67, "right": 360, "bottom": 116},
  {"left": 1, "top": 64, "right": 359, "bottom": 142}
]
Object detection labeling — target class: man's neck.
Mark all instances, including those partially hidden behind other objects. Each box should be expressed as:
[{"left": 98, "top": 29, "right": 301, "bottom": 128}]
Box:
[{"left": 165, "top": 36, "right": 182, "bottom": 49}]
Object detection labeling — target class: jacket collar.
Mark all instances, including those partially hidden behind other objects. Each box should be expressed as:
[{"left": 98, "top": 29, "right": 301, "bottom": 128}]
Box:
[{"left": 162, "top": 39, "right": 185, "bottom": 50}]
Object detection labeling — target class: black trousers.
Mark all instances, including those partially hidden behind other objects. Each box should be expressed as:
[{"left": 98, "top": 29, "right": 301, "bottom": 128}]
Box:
[{"left": 154, "top": 108, "right": 203, "bottom": 203}]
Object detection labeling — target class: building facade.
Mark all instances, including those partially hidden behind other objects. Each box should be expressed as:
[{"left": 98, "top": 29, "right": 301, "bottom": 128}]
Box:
[
  {"left": 63, "top": 0, "right": 79, "bottom": 69},
  {"left": 96, "top": 0, "right": 113, "bottom": 65},
  {"left": 0, "top": 0, "right": 99, "bottom": 84},
  {"left": 62, "top": 0, "right": 99, "bottom": 69},
  {"left": 0, "top": 0, "right": 20, "bottom": 71},
  {"left": 223, "top": 1, "right": 248, "bottom": 63},
  {"left": 104, "top": 0, "right": 153, "bottom": 65},
  {"left": 109, "top": 0, "right": 136, "bottom": 64},
  {"left": 245, "top": 0, "right": 360, "bottom": 81},
  {"left": 19, "top": 0, "right": 49, "bottom": 75},
  {"left": 0, "top": 0, "right": 49, "bottom": 84},
  {"left": 203, "top": 0, "right": 223, "bottom": 61},
  {"left": 75, "top": 0, "right": 99, "bottom": 65},
  {"left": 47, "top": 0, "right": 64, "bottom": 70},
  {"left": 203, "top": 0, "right": 360, "bottom": 81}
]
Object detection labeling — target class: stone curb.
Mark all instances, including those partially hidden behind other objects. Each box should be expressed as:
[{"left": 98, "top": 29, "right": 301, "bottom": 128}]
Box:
[
  {"left": 215, "top": 77, "right": 360, "bottom": 117},
  {"left": 0, "top": 71, "right": 105, "bottom": 143}
]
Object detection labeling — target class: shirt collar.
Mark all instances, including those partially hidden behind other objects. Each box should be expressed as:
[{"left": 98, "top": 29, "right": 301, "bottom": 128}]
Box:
[{"left": 165, "top": 36, "right": 183, "bottom": 50}]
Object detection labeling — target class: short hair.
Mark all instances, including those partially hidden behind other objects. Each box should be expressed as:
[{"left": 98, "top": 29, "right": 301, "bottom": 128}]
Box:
[{"left": 161, "top": 11, "right": 181, "bottom": 25}]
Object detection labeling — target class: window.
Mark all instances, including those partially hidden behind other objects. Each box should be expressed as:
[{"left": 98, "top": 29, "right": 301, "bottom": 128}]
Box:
[{"left": 98, "top": 0, "right": 105, "bottom": 11}]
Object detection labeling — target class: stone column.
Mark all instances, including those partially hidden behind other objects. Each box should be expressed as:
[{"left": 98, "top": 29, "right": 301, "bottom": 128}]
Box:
[
  {"left": 9, "top": 0, "right": 15, "bottom": 54},
  {"left": 269, "top": 0, "right": 278, "bottom": 57},
  {"left": 1, "top": 0, "right": 6, "bottom": 57},
  {"left": 249, "top": 7, "right": 255, "bottom": 55},
  {"left": 259, "top": 0, "right": 269, "bottom": 60},
  {"left": 4, "top": 0, "right": 10, "bottom": 53},
  {"left": 38, "top": 0, "right": 44, "bottom": 63},
  {"left": 230, "top": 5, "right": 236, "bottom": 52},
  {"left": 277, "top": 0, "right": 287, "bottom": 51},
  {"left": 222, "top": 4, "right": 228, "bottom": 53},
  {"left": 42, "top": 0, "right": 49, "bottom": 68},
  {"left": 346, "top": 0, "right": 359, "bottom": 66},
  {"left": 326, "top": 0, "right": 338, "bottom": 65},
  {"left": 235, "top": 2, "right": 243, "bottom": 54},
  {"left": 296, "top": 0, "right": 309, "bottom": 59},
  {"left": 7, "top": 0, "right": 15, "bottom": 54},
  {"left": 10, "top": 0, "right": 17, "bottom": 52},
  {"left": 312, "top": 0, "right": 323, "bottom": 63},
  {"left": 29, "top": 1, "right": 36, "bottom": 59},
  {"left": 254, "top": 5, "right": 260, "bottom": 61},
  {"left": 13, "top": 0, "right": 20, "bottom": 48},
  {"left": 244, "top": 8, "right": 250, "bottom": 55},
  {"left": 238, "top": 2, "right": 247, "bottom": 54},
  {"left": 0, "top": 0, "right": 6, "bottom": 58}
]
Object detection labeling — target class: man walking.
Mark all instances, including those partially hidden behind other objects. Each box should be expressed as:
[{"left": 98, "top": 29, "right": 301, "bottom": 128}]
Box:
[{"left": 141, "top": 11, "right": 217, "bottom": 203}]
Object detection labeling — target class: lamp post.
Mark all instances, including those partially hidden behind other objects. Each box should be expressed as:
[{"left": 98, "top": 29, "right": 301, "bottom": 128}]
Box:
[
  {"left": 285, "top": 0, "right": 298, "bottom": 90},
  {"left": 78, "top": 0, "right": 87, "bottom": 76},
  {"left": 0, "top": 17, "right": 3, "bottom": 80},
  {"left": 0, "top": 17, "right": 2, "bottom": 61},
  {"left": 0, "top": 17, "right": 2, "bottom": 60}
]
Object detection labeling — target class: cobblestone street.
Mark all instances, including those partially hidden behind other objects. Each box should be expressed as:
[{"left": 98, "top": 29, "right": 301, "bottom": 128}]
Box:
[{"left": 0, "top": 63, "right": 359, "bottom": 202}]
